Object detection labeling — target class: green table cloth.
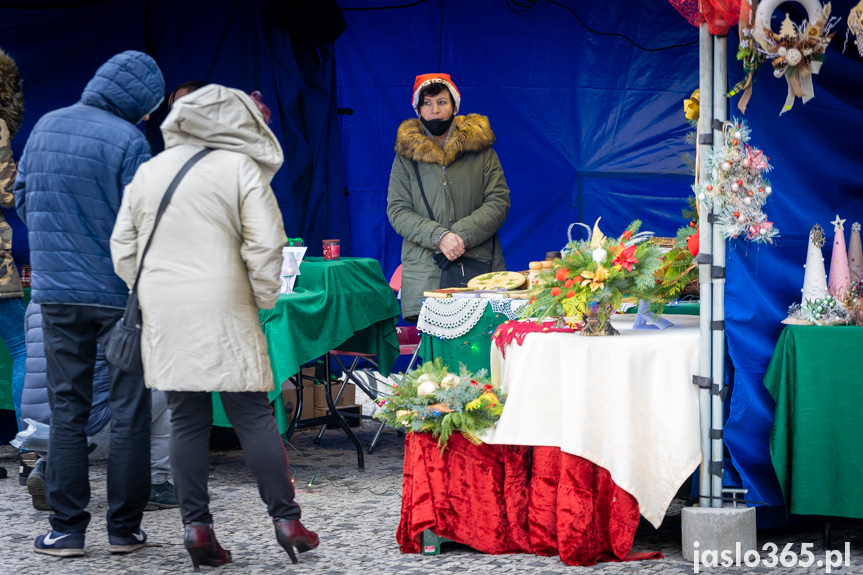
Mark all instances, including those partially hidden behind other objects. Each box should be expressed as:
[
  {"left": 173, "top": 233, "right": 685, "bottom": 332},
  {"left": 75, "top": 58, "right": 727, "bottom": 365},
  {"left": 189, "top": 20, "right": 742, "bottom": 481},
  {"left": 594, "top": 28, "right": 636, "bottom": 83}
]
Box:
[
  {"left": 418, "top": 304, "right": 509, "bottom": 375},
  {"left": 764, "top": 324, "right": 863, "bottom": 518},
  {"left": 622, "top": 301, "right": 701, "bottom": 316},
  {"left": 213, "top": 257, "right": 401, "bottom": 429}
]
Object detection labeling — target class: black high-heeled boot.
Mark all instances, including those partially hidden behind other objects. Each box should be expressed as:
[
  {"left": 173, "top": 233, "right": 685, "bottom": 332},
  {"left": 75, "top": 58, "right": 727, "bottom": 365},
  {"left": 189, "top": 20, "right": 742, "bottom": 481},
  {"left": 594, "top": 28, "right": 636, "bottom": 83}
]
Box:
[
  {"left": 273, "top": 518, "right": 319, "bottom": 564},
  {"left": 184, "top": 522, "right": 232, "bottom": 572}
]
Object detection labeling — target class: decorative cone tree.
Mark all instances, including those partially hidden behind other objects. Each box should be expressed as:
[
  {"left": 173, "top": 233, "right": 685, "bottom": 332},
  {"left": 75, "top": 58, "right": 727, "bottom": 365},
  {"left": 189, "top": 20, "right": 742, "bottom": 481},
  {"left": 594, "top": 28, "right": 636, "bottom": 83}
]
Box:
[
  {"left": 828, "top": 215, "right": 850, "bottom": 300},
  {"left": 696, "top": 118, "right": 779, "bottom": 245},
  {"left": 801, "top": 224, "right": 828, "bottom": 306},
  {"left": 847, "top": 222, "right": 863, "bottom": 285}
]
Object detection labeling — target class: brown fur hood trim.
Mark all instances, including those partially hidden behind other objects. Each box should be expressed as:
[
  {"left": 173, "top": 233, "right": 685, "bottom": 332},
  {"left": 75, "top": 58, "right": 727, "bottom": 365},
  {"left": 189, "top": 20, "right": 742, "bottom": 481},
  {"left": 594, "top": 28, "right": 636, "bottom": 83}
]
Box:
[
  {"left": 394, "top": 113, "right": 496, "bottom": 167},
  {"left": 0, "top": 49, "right": 24, "bottom": 139}
]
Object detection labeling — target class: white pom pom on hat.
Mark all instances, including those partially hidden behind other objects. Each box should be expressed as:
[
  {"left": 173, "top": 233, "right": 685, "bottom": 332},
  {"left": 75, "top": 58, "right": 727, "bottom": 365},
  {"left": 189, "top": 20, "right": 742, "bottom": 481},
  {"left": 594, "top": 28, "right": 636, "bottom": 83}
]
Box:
[{"left": 412, "top": 73, "right": 461, "bottom": 116}]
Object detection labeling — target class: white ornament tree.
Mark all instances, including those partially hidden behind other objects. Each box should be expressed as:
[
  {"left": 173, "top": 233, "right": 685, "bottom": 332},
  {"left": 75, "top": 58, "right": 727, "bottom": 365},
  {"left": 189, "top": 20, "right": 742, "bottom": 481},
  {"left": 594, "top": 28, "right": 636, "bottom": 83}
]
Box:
[
  {"left": 801, "top": 223, "right": 828, "bottom": 305},
  {"left": 696, "top": 119, "right": 779, "bottom": 245}
]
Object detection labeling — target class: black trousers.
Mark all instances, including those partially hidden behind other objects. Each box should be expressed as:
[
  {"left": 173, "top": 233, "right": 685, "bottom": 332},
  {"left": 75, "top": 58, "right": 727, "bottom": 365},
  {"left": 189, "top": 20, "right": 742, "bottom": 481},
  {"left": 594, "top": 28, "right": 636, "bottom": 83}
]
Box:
[
  {"left": 165, "top": 391, "right": 301, "bottom": 524},
  {"left": 41, "top": 304, "right": 151, "bottom": 535}
]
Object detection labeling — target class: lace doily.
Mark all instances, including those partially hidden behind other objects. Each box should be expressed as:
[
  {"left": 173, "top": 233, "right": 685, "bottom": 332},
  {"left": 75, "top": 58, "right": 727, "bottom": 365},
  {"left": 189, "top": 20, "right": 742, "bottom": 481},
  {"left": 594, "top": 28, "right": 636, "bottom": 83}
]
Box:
[
  {"left": 489, "top": 299, "right": 528, "bottom": 320},
  {"left": 417, "top": 298, "right": 487, "bottom": 339}
]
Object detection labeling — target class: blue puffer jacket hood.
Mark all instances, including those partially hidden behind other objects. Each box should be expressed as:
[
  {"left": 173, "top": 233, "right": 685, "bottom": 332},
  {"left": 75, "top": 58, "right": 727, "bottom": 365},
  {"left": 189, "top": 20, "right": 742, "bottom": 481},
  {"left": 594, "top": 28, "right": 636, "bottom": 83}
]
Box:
[
  {"left": 13, "top": 50, "right": 165, "bottom": 307},
  {"left": 80, "top": 50, "right": 165, "bottom": 125}
]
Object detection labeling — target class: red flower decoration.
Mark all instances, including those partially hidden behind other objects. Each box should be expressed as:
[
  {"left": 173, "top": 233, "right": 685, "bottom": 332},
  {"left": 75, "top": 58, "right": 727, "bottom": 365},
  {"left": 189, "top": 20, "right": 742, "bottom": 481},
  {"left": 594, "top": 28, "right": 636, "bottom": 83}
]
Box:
[
  {"left": 612, "top": 244, "right": 638, "bottom": 272},
  {"left": 745, "top": 144, "right": 769, "bottom": 171},
  {"left": 620, "top": 230, "right": 633, "bottom": 240},
  {"left": 470, "top": 380, "right": 479, "bottom": 387}
]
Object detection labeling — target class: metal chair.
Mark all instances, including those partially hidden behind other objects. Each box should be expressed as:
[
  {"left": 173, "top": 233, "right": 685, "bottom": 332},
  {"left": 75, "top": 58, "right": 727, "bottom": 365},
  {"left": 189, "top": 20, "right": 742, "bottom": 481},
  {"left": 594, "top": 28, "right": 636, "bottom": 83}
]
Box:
[{"left": 316, "top": 265, "right": 421, "bottom": 453}]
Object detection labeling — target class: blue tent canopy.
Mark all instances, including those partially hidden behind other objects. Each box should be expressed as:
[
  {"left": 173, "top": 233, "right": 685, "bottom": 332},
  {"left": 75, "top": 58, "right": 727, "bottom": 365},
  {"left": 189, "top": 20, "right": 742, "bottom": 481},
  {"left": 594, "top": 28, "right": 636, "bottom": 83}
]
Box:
[{"left": 2, "top": 0, "right": 862, "bottom": 515}]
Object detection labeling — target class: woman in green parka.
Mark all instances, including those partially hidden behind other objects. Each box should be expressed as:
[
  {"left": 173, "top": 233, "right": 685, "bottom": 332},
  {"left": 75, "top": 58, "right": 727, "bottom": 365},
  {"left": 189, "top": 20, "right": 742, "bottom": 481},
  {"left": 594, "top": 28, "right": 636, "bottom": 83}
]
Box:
[{"left": 386, "top": 73, "right": 510, "bottom": 321}]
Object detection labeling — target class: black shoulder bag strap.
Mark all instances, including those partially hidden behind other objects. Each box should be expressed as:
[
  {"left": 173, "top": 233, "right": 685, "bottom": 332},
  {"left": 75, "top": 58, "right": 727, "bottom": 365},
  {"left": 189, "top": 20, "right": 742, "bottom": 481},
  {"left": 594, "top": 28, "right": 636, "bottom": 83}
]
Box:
[
  {"left": 413, "top": 161, "right": 435, "bottom": 221},
  {"left": 130, "top": 148, "right": 214, "bottom": 292},
  {"left": 412, "top": 160, "right": 495, "bottom": 267}
]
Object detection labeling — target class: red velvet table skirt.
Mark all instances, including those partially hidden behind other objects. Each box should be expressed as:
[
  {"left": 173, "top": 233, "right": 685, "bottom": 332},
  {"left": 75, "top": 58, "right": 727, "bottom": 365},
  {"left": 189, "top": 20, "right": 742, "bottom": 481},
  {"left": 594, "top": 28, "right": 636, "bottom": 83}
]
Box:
[{"left": 398, "top": 432, "right": 659, "bottom": 566}]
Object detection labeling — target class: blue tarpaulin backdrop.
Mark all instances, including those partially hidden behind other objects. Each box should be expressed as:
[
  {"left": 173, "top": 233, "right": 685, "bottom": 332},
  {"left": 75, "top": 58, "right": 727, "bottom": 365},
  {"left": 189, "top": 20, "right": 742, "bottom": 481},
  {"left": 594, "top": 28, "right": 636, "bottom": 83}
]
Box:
[
  {"left": 0, "top": 0, "right": 352, "bottom": 262},
  {"left": 2, "top": 0, "right": 862, "bottom": 517}
]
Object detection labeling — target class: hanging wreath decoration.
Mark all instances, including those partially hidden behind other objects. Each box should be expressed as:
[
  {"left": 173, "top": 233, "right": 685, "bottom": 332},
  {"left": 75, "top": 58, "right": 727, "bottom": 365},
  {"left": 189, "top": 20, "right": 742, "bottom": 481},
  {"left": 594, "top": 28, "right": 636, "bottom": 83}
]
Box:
[
  {"left": 753, "top": 0, "right": 839, "bottom": 115},
  {"left": 849, "top": 0, "right": 863, "bottom": 57},
  {"left": 728, "top": 1, "right": 767, "bottom": 114}
]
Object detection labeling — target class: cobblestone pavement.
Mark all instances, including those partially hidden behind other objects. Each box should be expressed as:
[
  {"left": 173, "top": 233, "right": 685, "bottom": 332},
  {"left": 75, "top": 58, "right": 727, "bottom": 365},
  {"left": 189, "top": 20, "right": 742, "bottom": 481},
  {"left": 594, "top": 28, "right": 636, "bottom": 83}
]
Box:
[{"left": 2, "top": 423, "right": 862, "bottom": 574}]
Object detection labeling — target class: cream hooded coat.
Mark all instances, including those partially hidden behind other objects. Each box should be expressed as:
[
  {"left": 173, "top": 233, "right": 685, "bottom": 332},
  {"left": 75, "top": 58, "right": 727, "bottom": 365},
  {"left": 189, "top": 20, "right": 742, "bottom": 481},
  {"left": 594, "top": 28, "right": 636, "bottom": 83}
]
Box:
[{"left": 110, "top": 85, "right": 287, "bottom": 392}]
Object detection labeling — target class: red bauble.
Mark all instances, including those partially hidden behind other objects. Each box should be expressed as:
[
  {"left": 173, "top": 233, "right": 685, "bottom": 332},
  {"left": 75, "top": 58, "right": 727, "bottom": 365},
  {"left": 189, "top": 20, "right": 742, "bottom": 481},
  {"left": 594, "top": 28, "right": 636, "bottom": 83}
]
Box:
[
  {"left": 573, "top": 275, "right": 583, "bottom": 283},
  {"left": 686, "top": 232, "right": 700, "bottom": 257},
  {"left": 555, "top": 268, "right": 568, "bottom": 282},
  {"left": 747, "top": 190, "right": 754, "bottom": 197},
  {"left": 689, "top": 221, "right": 696, "bottom": 228},
  {"left": 734, "top": 211, "right": 740, "bottom": 217},
  {"left": 706, "top": 185, "right": 713, "bottom": 191},
  {"left": 550, "top": 287, "right": 561, "bottom": 297},
  {"left": 566, "top": 291, "right": 575, "bottom": 298},
  {"left": 737, "top": 180, "right": 743, "bottom": 186},
  {"left": 564, "top": 279, "right": 574, "bottom": 288}
]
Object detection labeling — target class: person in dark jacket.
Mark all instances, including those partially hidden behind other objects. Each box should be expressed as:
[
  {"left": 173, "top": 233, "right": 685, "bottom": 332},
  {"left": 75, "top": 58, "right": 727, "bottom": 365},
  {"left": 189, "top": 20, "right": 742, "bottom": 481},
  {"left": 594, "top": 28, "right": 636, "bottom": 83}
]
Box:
[
  {"left": 13, "top": 50, "right": 165, "bottom": 558},
  {"left": 20, "top": 303, "right": 177, "bottom": 512},
  {"left": 0, "top": 49, "right": 26, "bottom": 465},
  {"left": 387, "top": 74, "right": 510, "bottom": 320}
]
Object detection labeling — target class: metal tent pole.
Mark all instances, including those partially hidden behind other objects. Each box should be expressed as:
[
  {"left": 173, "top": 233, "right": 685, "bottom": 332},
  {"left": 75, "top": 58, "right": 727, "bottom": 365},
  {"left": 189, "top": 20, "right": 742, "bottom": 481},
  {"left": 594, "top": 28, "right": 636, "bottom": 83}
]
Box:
[
  {"left": 696, "top": 22, "right": 714, "bottom": 510},
  {"left": 710, "top": 34, "right": 728, "bottom": 508}
]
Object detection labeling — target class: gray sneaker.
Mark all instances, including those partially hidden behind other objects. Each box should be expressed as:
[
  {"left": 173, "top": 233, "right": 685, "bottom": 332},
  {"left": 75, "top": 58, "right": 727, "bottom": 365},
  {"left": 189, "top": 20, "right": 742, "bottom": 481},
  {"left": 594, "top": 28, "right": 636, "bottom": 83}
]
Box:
[
  {"left": 27, "top": 458, "right": 51, "bottom": 512},
  {"left": 145, "top": 481, "right": 178, "bottom": 511}
]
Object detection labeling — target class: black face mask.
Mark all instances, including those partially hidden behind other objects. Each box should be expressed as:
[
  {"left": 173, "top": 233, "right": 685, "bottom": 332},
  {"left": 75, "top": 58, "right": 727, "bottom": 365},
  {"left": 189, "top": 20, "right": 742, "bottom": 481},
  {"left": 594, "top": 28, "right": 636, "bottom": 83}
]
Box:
[{"left": 421, "top": 115, "right": 454, "bottom": 137}]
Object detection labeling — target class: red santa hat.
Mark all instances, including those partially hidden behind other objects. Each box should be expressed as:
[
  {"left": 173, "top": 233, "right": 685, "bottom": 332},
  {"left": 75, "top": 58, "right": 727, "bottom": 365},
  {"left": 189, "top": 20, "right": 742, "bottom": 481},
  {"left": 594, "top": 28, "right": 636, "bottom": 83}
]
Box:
[{"left": 412, "top": 73, "right": 461, "bottom": 116}]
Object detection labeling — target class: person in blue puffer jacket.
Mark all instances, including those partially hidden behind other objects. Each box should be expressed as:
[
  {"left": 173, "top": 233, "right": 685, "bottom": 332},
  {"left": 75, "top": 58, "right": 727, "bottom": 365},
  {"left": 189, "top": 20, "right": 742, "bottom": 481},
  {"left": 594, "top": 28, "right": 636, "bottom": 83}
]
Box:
[
  {"left": 13, "top": 50, "right": 164, "bottom": 558},
  {"left": 20, "top": 302, "right": 176, "bottom": 513}
]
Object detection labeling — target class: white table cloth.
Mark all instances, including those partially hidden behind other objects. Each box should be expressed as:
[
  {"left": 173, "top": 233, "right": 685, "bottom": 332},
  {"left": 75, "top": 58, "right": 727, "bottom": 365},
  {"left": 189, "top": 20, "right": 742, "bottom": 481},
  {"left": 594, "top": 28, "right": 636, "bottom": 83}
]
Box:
[{"left": 481, "top": 314, "right": 701, "bottom": 528}]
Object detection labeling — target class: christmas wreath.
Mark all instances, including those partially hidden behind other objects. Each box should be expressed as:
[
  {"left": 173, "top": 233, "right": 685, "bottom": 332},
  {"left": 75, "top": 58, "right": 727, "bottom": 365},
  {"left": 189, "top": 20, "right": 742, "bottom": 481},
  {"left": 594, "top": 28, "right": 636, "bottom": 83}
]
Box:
[{"left": 373, "top": 359, "right": 505, "bottom": 453}]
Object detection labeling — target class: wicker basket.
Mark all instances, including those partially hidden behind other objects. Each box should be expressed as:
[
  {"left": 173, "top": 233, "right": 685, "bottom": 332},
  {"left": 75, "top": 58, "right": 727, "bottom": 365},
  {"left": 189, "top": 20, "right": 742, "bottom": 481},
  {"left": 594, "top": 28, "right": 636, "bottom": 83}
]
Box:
[{"left": 680, "top": 279, "right": 700, "bottom": 299}]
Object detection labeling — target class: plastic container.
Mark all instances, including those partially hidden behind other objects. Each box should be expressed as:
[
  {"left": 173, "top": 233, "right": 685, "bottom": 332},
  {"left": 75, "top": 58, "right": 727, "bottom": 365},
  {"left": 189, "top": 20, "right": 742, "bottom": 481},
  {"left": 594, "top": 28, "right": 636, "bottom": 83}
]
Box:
[{"left": 323, "top": 239, "right": 340, "bottom": 260}]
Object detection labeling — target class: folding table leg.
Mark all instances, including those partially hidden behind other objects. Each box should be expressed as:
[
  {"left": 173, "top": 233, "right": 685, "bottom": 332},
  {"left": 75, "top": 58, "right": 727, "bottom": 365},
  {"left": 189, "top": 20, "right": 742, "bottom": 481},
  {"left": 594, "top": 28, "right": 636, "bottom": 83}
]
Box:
[
  {"left": 317, "top": 353, "right": 364, "bottom": 470},
  {"left": 281, "top": 375, "right": 302, "bottom": 444},
  {"left": 315, "top": 356, "right": 361, "bottom": 442},
  {"left": 368, "top": 421, "right": 387, "bottom": 454}
]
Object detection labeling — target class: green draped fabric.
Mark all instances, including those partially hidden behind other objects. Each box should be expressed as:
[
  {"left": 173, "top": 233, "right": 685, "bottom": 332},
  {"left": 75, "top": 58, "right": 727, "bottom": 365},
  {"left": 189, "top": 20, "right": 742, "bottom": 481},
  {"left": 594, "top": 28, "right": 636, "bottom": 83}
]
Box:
[
  {"left": 0, "top": 289, "right": 29, "bottom": 412},
  {"left": 418, "top": 305, "right": 507, "bottom": 375},
  {"left": 764, "top": 324, "right": 863, "bottom": 518},
  {"left": 213, "top": 257, "right": 401, "bottom": 429}
]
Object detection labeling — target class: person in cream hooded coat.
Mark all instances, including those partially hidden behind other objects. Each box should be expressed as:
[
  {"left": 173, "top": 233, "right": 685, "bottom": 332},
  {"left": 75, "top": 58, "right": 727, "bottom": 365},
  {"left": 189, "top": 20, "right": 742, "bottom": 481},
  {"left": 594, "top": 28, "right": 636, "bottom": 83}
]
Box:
[
  {"left": 111, "top": 84, "right": 319, "bottom": 568},
  {"left": 111, "top": 84, "right": 284, "bottom": 393}
]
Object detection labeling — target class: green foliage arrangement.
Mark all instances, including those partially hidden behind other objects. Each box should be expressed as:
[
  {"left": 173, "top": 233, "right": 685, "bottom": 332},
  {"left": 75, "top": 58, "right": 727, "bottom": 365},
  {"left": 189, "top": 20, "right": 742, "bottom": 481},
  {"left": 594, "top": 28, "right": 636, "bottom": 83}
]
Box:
[
  {"left": 520, "top": 219, "right": 697, "bottom": 330},
  {"left": 373, "top": 358, "right": 505, "bottom": 453}
]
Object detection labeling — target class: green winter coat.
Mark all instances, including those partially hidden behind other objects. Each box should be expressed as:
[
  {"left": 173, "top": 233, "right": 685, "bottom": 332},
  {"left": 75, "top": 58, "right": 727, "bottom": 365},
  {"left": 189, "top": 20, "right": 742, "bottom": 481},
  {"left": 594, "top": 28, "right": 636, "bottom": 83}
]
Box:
[{"left": 387, "top": 114, "right": 510, "bottom": 318}]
